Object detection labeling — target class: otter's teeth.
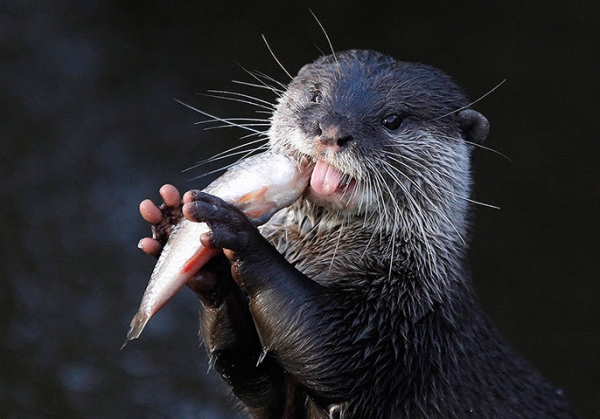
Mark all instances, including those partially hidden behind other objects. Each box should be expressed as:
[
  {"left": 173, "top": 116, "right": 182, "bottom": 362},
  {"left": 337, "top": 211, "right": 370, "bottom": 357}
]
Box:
[{"left": 310, "top": 160, "right": 344, "bottom": 196}]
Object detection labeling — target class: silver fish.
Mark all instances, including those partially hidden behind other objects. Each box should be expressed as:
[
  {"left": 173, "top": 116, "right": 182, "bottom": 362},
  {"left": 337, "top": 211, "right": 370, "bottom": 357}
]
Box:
[{"left": 123, "top": 152, "right": 311, "bottom": 347}]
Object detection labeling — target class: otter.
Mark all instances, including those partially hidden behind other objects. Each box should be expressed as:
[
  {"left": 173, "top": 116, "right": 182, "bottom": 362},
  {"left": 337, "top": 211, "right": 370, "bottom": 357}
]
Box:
[{"left": 138, "top": 50, "right": 578, "bottom": 418}]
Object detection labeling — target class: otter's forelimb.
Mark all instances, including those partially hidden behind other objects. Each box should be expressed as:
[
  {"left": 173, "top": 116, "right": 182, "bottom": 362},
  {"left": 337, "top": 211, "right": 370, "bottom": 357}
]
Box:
[{"left": 184, "top": 192, "right": 363, "bottom": 408}]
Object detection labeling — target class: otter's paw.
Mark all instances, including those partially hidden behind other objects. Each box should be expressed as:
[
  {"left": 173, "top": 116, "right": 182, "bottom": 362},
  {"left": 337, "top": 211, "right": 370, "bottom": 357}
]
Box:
[
  {"left": 182, "top": 191, "right": 260, "bottom": 254},
  {"left": 138, "top": 184, "right": 183, "bottom": 257}
]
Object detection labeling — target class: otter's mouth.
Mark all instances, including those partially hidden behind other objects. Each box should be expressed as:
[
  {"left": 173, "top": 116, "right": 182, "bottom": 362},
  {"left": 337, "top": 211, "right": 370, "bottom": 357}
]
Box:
[{"left": 308, "top": 160, "right": 356, "bottom": 200}]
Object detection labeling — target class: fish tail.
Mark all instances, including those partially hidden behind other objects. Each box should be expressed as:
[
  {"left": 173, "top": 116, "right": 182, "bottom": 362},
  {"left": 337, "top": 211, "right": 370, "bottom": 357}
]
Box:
[{"left": 120, "top": 311, "right": 150, "bottom": 350}]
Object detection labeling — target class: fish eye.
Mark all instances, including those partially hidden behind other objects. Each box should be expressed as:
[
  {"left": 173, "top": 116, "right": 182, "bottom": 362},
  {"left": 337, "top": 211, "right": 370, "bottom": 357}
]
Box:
[
  {"left": 382, "top": 114, "right": 403, "bottom": 131},
  {"left": 310, "top": 90, "right": 323, "bottom": 103}
]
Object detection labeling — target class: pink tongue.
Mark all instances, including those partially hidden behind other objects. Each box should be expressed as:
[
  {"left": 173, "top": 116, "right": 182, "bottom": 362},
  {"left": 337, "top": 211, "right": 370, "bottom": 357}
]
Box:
[{"left": 310, "top": 160, "right": 344, "bottom": 196}]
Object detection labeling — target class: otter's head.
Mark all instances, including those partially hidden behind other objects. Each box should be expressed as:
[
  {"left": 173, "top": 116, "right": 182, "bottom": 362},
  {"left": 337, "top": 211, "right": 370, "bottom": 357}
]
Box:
[{"left": 269, "top": 50, "right": 488, "bottom": 238}]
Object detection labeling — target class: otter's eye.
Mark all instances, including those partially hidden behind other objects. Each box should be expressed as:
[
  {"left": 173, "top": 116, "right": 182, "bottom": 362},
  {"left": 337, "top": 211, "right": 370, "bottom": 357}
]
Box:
[
  {"left": 310, "top": 90, "right": 323, "bottom": 103},
  {"left": 382, "top": 114, "right": 403, "bottom": 131}
]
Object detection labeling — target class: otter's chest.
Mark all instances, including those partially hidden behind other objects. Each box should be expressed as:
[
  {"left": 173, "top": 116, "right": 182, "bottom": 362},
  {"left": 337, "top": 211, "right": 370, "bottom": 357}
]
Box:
[{"left": 259, "top": 208, "right": 387, "bottom": 288}]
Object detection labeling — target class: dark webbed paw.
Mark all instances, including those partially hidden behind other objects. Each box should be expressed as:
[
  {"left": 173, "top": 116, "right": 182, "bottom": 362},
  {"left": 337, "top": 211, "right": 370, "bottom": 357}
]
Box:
[
  {"left": 187, "top": 254, "right": 238, "bottom": 307},
  {"left": 182, "top": 191, "right": 262, "bottom": 254}
]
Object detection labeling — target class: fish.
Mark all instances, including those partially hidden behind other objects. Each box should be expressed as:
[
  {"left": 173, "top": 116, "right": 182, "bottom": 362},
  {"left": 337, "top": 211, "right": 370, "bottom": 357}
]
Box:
[{"left": 122, "top": 152, "right": 312, "bottom": 348}]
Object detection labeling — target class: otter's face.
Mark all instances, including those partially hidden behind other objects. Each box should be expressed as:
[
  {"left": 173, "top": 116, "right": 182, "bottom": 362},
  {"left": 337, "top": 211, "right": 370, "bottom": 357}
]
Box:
[{"left": 269, "top": 50, "right": 488, "bottom": 230}]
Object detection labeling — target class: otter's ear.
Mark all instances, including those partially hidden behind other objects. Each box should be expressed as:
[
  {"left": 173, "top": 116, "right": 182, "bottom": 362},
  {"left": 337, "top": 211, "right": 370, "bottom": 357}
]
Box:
[{"left": 457, "top": 109, "right": 489, "bottom": 144}]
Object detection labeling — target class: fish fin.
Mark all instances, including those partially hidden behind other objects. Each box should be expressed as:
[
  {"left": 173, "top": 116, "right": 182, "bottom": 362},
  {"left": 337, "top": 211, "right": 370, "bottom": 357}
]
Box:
[
  {"left": 236, "top": 186, "right": 269, "bottom": 204},
  {"left": 234, "top": 187, "right": 278, "bottom": 221}
]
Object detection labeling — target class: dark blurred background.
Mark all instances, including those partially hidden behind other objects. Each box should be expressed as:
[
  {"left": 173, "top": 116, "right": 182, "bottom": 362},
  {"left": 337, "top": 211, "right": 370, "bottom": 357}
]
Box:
[{"left": 1, "top": 1, "right": 598, "bottom": 418}]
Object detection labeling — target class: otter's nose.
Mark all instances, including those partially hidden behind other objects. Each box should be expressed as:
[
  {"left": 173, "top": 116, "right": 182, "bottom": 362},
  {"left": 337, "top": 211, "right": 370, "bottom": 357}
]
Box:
[{"left": 316, "top": 123, "right": 354, "bottom": 151}]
